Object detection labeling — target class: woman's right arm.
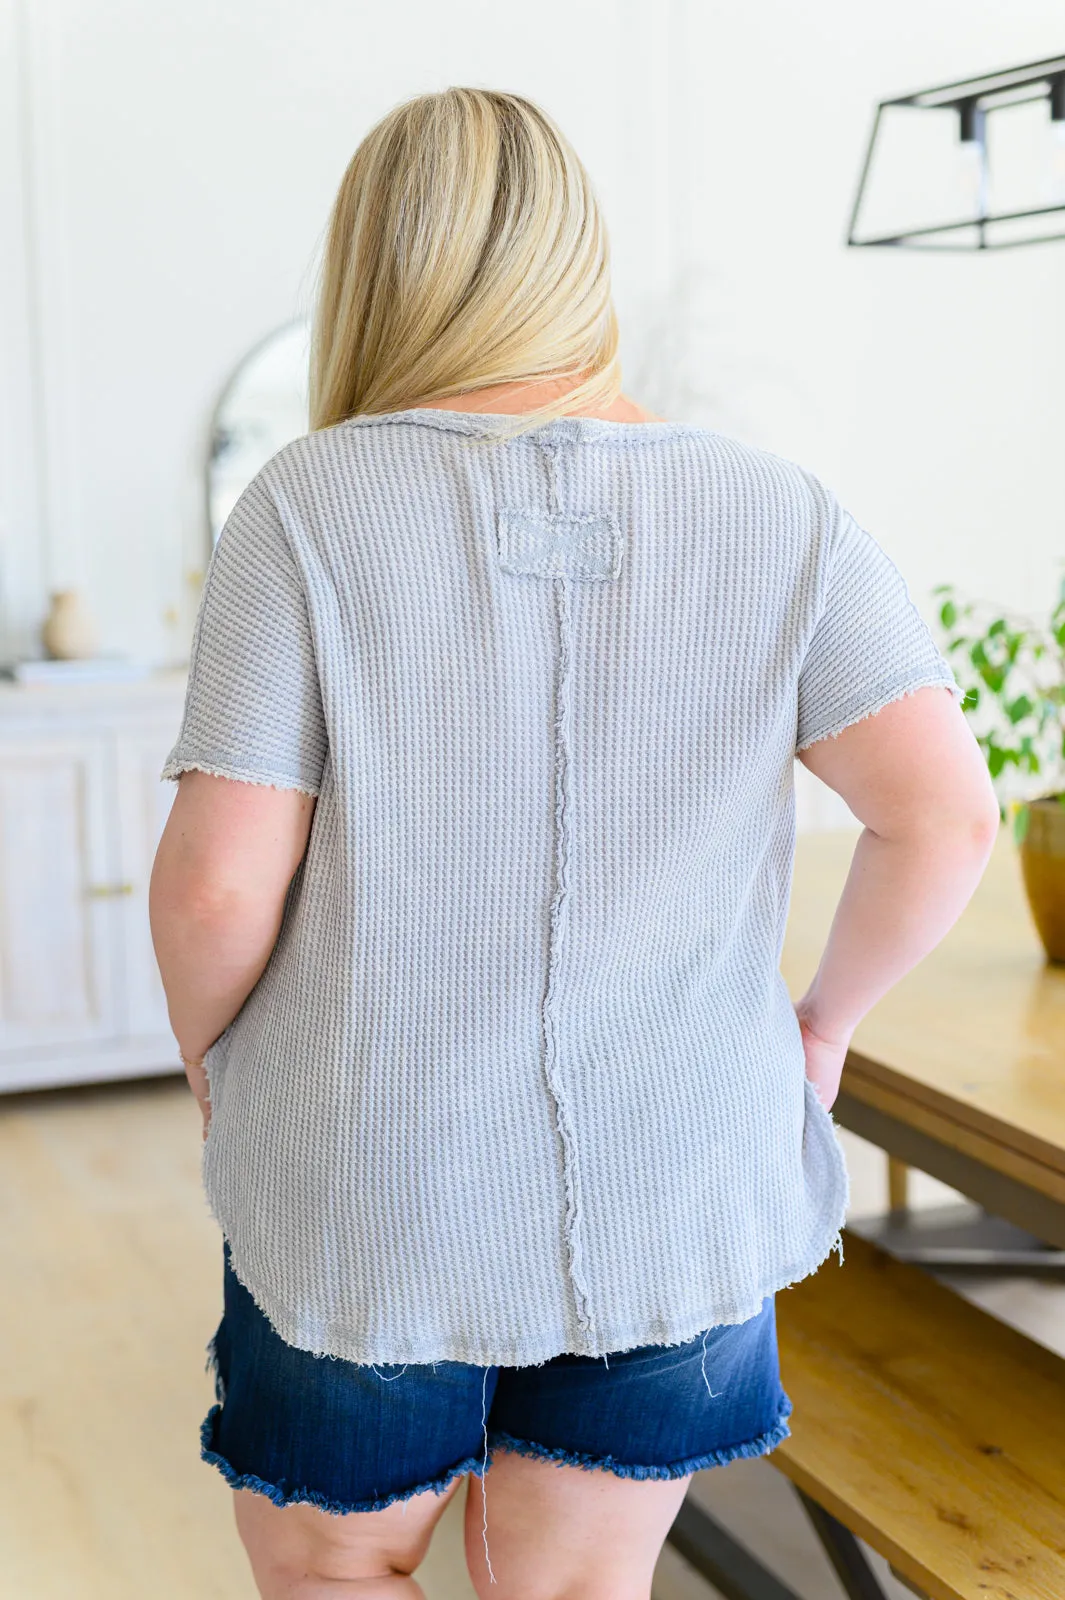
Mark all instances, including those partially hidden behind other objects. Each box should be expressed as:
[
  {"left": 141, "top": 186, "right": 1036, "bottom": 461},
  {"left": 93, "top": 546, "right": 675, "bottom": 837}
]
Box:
[{"left": 794, "top": 684, "right": 1001, "bottom": 1109}]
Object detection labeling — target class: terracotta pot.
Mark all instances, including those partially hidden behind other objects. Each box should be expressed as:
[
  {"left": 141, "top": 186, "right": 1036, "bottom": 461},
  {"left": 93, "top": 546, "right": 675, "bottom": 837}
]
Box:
[
  {"left": 1019, "top": 795, "right": 1065, "bottom": 964},
  {"left": 41, "top": 589, "right": 99, "bottom": 660}
]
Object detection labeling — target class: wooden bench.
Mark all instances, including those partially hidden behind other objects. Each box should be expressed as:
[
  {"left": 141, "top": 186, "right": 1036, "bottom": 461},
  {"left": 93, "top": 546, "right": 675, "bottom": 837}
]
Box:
[{"left": 666, "top": 1231, "right": 1065, "bottom": 1600}]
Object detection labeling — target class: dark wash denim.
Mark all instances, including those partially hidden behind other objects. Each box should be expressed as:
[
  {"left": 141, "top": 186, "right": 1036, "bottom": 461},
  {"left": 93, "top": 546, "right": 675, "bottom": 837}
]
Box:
[{"left": 202, "top": 1241, "right": 793, "bottom": 1516}]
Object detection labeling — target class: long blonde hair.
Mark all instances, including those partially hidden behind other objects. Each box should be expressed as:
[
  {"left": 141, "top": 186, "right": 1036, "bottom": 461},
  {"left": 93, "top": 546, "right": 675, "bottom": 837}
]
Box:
[{"left": 309, "top": 88, "right": 622, "bottom": 442}]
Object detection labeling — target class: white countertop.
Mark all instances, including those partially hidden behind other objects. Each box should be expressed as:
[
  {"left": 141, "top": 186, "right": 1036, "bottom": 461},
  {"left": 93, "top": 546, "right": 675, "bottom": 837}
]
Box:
[{"left": 0, "top": 667, "right": 188, "bottom": 721}]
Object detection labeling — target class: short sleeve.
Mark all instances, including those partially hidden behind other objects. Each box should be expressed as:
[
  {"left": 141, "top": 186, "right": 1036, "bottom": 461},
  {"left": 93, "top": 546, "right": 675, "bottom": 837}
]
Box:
[
  {"left": 162, "top": 473, "right": 328, "bottom": 794},
  {"left": 796, "top": 495, "right": 962, "bottom": 755}
]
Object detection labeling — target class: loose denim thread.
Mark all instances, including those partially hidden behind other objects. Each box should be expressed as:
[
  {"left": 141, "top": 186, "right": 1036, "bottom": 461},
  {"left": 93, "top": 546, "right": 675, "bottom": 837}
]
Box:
[
  {"left": 479, "top": 1366, "right": 496, "bottom": 1584},
  {"left": 370, "top": 1364, "right": 410, "bottom": 1382},
  {"left": 700, "top": 1330, "right": 722, "bottom": 1400}
]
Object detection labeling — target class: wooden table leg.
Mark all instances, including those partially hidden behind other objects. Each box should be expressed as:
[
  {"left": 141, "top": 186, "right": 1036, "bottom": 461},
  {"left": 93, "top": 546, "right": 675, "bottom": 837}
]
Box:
[{"left": 887, "top": 1155, "right": 910, "bottom": 1216}]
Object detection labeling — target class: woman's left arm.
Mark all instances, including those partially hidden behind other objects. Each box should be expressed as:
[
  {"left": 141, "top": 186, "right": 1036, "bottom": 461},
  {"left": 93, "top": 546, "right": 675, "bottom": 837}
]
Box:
[{"left": 149, "top": 770, "right": 316, "bottom": 1121}]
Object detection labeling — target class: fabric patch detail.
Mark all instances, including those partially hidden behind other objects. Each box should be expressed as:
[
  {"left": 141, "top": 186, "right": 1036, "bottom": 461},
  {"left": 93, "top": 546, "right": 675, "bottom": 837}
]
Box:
[{"left": 497, "top": 508, "right": 624, "bottom": 581}]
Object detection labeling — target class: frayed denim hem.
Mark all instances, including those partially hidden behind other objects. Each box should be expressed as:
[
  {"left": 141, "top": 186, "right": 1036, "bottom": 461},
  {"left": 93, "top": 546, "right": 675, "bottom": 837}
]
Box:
[
  {"left": 199, "top": 1404, "right": 486, "bottom": 1516},
  {"left": 486, "top": 1394, "right": 794, "bottom": 1482}
]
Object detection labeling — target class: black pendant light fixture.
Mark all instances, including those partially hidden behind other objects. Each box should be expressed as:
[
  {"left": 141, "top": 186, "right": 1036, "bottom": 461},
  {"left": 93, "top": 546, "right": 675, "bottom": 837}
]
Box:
[{"left": 848, "top": 54, "right": 1065, "bottom": 250}]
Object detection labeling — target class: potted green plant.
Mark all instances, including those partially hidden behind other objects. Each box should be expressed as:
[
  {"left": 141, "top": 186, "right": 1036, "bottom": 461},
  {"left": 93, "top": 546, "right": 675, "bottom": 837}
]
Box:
[{"left": 934, "top": 576, "right": 1065, "bottom": 963}]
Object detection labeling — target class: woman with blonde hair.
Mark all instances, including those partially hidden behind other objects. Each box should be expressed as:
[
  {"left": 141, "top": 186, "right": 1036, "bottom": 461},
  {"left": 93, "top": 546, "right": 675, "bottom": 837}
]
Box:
[{"left": 150, "top": 86, "right": 998, "bottom": 1599}]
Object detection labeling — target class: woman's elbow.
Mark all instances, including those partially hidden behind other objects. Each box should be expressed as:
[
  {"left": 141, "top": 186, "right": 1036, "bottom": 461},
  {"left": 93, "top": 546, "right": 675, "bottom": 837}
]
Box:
[
  {"left": 970, "top": 791, "right": 1003, "bottom": 851},
  {"left": 149, "top": 854, "right": 251, "bottom": 942},
  {"left": 899, "top": 782, "right": 1001, "bottom": 859},
  {"left": 937, "top": 751, "right": 1002, "bottom": 856}
]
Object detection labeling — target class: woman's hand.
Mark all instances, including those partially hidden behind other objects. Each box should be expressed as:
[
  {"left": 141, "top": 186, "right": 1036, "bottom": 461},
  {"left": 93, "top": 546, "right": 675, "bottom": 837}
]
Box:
[
  {"left": 794, "top": 1002, "right": 850, "bottom": 1113},
  {"left": 180, "top": 1052, "right": 212, "bottom": 1141}
]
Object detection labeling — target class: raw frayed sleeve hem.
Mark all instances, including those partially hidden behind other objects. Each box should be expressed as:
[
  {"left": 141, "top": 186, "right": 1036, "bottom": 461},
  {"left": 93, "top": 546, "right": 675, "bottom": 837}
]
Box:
[
  {"left": 160, "top": 755, "right": 320, "bottom": 798},
  {"left": 795, "top": 675, "right": 964, "bottom": 756}
]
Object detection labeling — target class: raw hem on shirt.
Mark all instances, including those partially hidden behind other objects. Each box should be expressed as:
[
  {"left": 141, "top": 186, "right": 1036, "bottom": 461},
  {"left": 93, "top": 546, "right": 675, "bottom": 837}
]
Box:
[
  {"left": 208, "top": 1220, "right": 848, "bottom": 1370},
  {"left": 160, "top": 756, "right": 320, "bottom": 796},
  {"left": 795, "top": 674, "right": 963, "bottom": 755}
]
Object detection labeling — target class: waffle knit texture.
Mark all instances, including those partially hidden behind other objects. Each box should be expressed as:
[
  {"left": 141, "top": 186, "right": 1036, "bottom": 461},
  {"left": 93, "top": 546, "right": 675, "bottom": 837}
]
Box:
[{"left": 163, "top": 408, "right": 962, "bottom": 1367}]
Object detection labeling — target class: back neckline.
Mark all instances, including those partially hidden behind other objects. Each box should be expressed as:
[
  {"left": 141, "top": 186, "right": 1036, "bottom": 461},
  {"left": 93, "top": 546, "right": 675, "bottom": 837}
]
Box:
[{"left": 342, "top": 408, "right": 713, "bottom": 446}]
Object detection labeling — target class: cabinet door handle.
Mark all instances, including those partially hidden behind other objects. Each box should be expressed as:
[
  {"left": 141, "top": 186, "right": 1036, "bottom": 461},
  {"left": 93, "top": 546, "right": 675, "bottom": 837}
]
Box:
[{"left": 85, "top": 882, "right": 135, "bottom": 898}]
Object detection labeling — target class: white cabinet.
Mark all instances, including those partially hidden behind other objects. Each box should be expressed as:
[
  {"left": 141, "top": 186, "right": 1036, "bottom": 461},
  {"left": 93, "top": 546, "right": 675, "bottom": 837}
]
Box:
[
  {"left": 0, "top": 674, "right": 187, "bottom": 1091},
  {"left": 0, "top": 734, "right": 120, "bottom": 1053},
  {"left": 113, "top": 723, "right": 183, "bottom": 1042}
]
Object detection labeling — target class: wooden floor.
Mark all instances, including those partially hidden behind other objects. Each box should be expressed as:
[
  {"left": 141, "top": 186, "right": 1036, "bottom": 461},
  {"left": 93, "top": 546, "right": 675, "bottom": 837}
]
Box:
[{"left": 3, "top": 1075, "right": 1063, "bottom": 1599}]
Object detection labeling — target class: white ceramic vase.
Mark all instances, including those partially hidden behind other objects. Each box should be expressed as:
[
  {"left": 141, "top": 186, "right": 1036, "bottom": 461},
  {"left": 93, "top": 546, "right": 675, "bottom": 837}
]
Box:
[{"left": 41, "top": 589, "right": 100, "bottom": 660}]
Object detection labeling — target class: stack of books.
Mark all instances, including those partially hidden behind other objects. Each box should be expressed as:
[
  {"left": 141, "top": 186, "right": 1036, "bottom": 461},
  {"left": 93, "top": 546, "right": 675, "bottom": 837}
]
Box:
[{"left": 0, "top": 657, "right": 150, "bottom": 685}]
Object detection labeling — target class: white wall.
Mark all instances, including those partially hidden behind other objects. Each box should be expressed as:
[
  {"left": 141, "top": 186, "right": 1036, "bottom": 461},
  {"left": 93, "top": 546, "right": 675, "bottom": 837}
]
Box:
[
  {"left": 3, "top": 0, "right": 1064, "bottom": 827},
  {"left": 1, "top": 0, "right": 672, "bottom": 665},
  {"left": 668, "top": 0, "right": 1065, "bottom": 619}
]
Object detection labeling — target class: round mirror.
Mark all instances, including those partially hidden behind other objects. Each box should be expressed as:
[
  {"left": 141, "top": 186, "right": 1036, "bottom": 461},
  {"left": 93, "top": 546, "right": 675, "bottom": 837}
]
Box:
[{"left": 206, "top": 318, "right": 311, "bottom": 547}]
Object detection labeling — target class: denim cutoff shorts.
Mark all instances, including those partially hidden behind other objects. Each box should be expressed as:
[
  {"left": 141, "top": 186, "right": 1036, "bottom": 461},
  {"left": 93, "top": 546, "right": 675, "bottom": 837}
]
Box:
[{"left": 201, "top": 1241, "right": 793, "bottom": 1516}]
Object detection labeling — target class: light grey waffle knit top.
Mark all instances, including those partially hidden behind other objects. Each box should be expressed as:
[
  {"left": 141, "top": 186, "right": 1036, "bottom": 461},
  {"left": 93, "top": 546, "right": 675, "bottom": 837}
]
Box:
[{"left": 162, "top": 407, "right": 961, "bottom": 1367}]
